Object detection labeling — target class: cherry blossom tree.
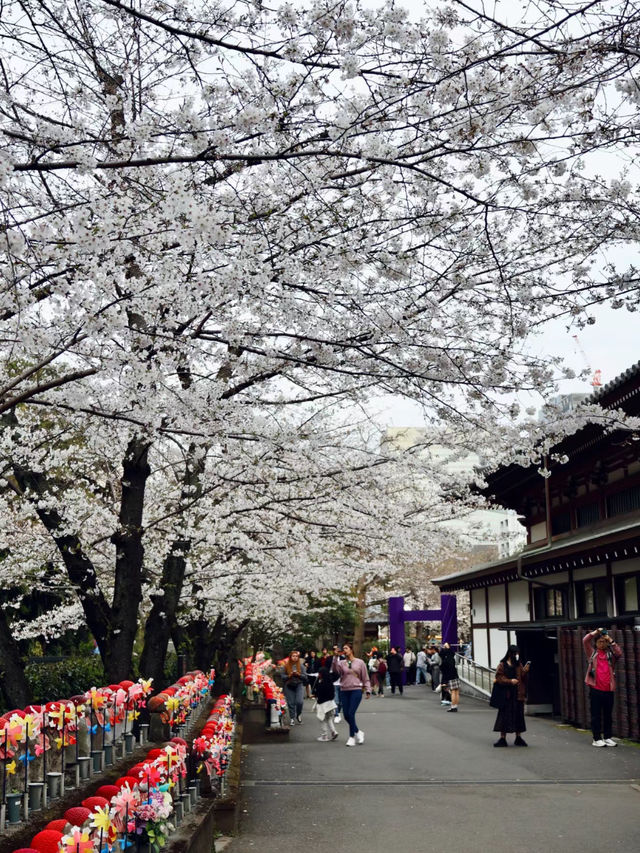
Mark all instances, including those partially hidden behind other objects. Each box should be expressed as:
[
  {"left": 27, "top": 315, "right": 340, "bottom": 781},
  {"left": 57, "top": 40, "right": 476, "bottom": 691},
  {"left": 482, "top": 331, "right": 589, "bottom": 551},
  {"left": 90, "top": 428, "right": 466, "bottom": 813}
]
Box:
[{"left": 2, "top": 0, "right": 640, "bottom": 692}]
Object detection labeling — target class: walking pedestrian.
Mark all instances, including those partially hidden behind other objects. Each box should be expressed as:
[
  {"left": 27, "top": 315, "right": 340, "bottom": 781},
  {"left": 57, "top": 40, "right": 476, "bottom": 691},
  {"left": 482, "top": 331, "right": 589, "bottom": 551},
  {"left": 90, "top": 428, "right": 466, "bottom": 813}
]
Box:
[
  {"left": 313, "top": 666, "right": 339, "bottom": 742},
  {"left": 429, "top": 646, "right": 441, "bottom": 691},
  {"left": 440, "top": 643, "right": 460, "bottom": 712},
  {"left": 416, "top": 648, "right": 428, "bottom": 685},
  {"left": 387, "top": 646, "right": 404, "bottom": 695},
  {"left": 368, "top": 652, "right": 380, "bottom": 694},
  {"left": 305, "top": 649, "right": 320, "bottom": 698},
  {"left": 584, "top": 628, "right": 623, "bottom": 747},
  {"left": 492, "top": 645, "right": 530, "bottom": 746},
  {"left": 375, "top": 655, "right": 386, "bottom": 696},
  {"left": 403, "top": 647, "right": 416, "bottom": 685},
  {"left": 326, "top": 644, "right": 343, "bottom": 723},
  {"left": 281, "top": 650, "right": 308, "bottom": 725},
  {"left": 331, "top": 642, "right": 371, "bottom": 746}
]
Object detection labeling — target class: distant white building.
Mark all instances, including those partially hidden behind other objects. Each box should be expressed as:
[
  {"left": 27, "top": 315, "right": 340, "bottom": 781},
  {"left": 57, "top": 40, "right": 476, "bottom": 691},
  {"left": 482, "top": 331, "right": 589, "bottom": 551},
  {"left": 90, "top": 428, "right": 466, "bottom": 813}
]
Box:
[{"left": 383, "top": 427, "right": 526, "bottom": 557}]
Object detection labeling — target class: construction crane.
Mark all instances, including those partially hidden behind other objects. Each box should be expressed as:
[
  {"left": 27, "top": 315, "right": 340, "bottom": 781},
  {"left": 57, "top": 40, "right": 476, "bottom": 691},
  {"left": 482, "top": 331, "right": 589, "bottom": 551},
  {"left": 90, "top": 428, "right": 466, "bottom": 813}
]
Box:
[{"left": 572, "top": 335, "right": 603, "bottom": 389}]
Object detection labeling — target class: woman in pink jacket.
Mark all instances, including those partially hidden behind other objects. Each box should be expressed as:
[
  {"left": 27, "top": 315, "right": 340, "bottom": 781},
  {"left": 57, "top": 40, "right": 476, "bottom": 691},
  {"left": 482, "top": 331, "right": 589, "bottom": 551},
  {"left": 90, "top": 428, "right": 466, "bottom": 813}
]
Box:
[
  {"left": 583, "top": 628, "right": 623, "bottom": 747},
  {"left": 331, "top": 642, "right": 371, "bottom": 746}
]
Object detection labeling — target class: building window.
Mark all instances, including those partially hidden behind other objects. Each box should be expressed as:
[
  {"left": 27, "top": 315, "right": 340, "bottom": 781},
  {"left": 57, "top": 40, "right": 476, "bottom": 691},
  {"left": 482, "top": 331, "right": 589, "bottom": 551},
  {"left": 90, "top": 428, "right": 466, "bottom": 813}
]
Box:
[
  {"left": 576, "top": 578, "right": 609, "bottom": 616},
  {"left": 551, "top": 511, "right": 571, "bottom": 536},
  {"left": 533, "top": 586, "right": 567, "bottom": 619},
  {"left": 606, "top": 485, "right": 640, "bottom": 518},
  {"left": 576, "top": 502, "right": 600, "bottom": 528},
  {"left": 615, "top": 575, "right": 639, "bottom": 614}
]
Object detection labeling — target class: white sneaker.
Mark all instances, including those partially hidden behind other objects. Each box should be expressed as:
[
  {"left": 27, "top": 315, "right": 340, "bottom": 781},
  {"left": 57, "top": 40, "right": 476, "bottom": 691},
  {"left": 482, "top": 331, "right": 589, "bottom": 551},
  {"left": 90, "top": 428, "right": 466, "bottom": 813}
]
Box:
[
  {"left": 355, "top": 730, "right": 365, "bottom": 744},
  {"left": 592, "top": 739, "right": 606, "bottom": 747},
  {"left": 345, "top": 736, "right": 356, "bottom": 747},
  {"left": 334, "top": 714, "right": 341, "bottom": 724},
  {"left": 289, "top": 719, "right": 295, "bottom": 726},
  {"left": 317, "top": 735, "right": 330, "bottom": 742},
  {"left": 604, "top": 738, "right": 617, "bottom": 747}
]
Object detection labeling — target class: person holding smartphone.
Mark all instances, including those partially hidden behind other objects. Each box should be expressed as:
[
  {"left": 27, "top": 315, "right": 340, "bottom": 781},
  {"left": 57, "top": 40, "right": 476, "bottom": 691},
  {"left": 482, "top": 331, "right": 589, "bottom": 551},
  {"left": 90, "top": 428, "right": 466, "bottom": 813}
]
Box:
[
  {"left": 583, "top": 628, "right": 622, "bottom": 747},
  {"left": 493, "top": 645, "right": 530, "bottom": 747}
]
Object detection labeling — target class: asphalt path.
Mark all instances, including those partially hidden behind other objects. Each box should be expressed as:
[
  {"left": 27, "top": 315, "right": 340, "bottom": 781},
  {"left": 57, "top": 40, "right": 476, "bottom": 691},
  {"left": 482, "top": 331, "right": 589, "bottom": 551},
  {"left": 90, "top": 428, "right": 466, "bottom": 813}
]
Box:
[{"left": 226, "top": 686, "right": 640, "bottom": 853}]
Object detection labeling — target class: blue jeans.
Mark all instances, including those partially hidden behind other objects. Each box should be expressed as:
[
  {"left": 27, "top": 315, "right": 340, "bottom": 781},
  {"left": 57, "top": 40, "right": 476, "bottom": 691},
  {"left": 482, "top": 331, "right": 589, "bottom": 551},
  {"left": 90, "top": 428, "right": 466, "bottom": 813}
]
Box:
[
  {"left": 340, "top": 689, "right": 362, "bottom": 737},
  {"left": 333, "top": 684, "right": 342, "bottom": 716},
  {"left": 284, "top": 683, "right": 304, "bottom": 721}
]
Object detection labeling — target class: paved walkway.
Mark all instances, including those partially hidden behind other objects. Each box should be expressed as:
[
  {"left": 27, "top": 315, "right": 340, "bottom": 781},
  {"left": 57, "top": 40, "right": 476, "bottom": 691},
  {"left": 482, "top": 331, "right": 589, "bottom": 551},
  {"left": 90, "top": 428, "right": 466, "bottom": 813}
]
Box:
[{"left": 227, "top": 686, "right": 640, "bottom": 852}]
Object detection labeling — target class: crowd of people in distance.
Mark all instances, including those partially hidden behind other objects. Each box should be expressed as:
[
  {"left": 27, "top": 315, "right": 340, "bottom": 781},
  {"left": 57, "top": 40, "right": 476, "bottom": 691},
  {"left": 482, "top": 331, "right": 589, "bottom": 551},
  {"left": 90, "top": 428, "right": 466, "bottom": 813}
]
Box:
[
  {"left": 278, "top": 640, "right": 464, "bottom": 746},
  {"left": 277, "top": 628, "right": 623, "bottom": 750}
]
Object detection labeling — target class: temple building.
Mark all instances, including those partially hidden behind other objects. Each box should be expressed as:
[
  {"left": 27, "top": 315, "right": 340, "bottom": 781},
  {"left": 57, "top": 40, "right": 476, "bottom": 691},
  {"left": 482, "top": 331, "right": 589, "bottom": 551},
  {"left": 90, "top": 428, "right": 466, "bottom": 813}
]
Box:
[{"left": 435, "top": 362, "right": 640, "bottom": 737}]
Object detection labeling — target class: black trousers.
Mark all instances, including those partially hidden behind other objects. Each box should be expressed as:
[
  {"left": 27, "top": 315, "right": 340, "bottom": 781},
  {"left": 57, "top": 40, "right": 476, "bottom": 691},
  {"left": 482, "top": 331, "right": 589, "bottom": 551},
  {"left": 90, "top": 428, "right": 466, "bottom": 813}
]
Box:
[
  {"left": 389, "top": 672, "right": 403, "bottom": 694},
  {"left": 590, "top": 687, "right": 614, "bottom": 740}
]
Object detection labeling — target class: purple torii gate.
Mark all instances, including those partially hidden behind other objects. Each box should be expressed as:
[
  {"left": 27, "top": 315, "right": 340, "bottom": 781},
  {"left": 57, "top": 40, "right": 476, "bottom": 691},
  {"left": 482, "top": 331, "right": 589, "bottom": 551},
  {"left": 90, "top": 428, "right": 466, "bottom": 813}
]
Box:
[{"left": 388, "top": 594, "right": 458, "bottom": 653}]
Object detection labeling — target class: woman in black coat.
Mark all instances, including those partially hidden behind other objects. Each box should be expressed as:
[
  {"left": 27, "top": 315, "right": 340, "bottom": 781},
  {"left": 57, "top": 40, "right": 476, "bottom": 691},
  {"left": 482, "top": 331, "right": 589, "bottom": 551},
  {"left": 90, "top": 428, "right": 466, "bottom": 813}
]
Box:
[{"left": 493, "top": 645, "right": 530, "bottom": 747}]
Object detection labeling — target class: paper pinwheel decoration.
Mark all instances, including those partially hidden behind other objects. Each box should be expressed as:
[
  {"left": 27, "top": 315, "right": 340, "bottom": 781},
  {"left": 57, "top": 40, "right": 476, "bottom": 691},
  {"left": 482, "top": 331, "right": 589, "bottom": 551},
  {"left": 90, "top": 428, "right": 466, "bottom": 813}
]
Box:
[
  {"left": 61, "top": 829, "right": 93, "bottom": 853},
  {"left": 90, "top": 806, "right": 113, "bottom": 834}
]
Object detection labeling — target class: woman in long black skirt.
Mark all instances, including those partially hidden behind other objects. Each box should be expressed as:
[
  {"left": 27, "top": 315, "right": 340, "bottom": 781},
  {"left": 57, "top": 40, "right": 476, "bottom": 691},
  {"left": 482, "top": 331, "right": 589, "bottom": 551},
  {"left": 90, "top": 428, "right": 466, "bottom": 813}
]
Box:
[{"left": 493, "top": 645, "right": 530, "bottom": 747}]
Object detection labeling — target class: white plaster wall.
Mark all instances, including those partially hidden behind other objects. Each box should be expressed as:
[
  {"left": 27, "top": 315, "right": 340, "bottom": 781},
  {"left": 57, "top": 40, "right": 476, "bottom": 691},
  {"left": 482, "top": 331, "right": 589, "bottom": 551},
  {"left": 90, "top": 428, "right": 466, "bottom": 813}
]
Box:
[
  {"left": 612, "top": 557, "right": 640, "bottom": 575},
  {"left": 472, "top": 627, "right": 489, "bottom": 668},
  {"left": 488, "top": 584, "right": 507, "bottom": 623},
  {"left": 471, "top": 588, "right": 486, "bottom": 623},
  {"left": 508, "top": 581, "right": 530, "bottom": 621},
  {"left": 573, "top": 564, "right": 607, "bottom": 581},
  {"left": 489, "top": 629, "right": 507, "bottom": 668},
  {"left": 530, "top": 521, "right": 547, "bottom": 542}
]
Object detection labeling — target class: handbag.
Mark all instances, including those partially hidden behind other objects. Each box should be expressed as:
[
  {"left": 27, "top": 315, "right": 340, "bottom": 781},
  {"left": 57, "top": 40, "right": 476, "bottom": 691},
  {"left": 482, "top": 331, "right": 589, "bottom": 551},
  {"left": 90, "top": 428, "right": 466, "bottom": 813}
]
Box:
[{"left": 489, "top": 681, "right": 507, "bottom": 709}]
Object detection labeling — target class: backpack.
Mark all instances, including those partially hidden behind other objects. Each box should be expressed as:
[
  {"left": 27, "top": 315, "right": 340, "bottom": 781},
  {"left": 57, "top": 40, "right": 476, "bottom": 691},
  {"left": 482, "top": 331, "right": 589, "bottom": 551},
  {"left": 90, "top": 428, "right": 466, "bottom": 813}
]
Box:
[{"left": 377, "top": 659, "right": 387, "bottom": 676}]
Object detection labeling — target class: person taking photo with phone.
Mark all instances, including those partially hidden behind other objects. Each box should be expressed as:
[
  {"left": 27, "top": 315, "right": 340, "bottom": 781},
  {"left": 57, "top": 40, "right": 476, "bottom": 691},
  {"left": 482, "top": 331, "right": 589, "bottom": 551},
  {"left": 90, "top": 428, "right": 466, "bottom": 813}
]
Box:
[{"left": 584, "top": 628, "right": 623, "bottom": 747}]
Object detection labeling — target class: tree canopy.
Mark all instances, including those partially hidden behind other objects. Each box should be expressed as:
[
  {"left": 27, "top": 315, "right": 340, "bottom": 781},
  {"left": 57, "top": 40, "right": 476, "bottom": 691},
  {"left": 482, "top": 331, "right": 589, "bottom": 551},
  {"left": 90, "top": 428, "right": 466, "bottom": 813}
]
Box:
[{"left": 1, "top": 0, "right": 640, "bottom": 699}]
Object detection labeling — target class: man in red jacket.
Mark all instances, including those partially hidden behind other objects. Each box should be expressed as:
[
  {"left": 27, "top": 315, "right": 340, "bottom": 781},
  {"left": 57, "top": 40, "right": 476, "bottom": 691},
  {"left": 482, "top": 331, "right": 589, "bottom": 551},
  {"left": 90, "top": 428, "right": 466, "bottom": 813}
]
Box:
[{"left": 583, "top": 628, "right": 623, "bottom": 747}]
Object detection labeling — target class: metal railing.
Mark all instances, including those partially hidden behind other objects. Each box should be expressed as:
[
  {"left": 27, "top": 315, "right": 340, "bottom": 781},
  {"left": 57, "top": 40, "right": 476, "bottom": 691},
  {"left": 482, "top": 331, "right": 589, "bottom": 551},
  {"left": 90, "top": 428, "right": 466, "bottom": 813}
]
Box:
[{"left": 455, "top": 653, "right": 495, "bottom": 696}]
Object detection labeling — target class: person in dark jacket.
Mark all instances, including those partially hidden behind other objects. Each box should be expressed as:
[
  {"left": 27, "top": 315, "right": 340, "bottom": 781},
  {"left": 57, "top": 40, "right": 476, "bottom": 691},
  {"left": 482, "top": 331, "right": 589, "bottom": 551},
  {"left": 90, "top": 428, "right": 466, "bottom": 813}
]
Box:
[
  {"left": 386, "top": 646, "right": 404, "bottom": 695},
  {"left": 313, "top": 666, "right": 339, "bottom": 741},
  {"left": 325, "top": 644, "right": 344, "bottom": 722},
  {"left": 493, "top": 645, "right": 530, "bottom": 746},
  {"left": 440, "top": 643, "right": 460, "bottom": 712},
  {"left": 305, "top": 649, "right": 320, "bottom": 698}
]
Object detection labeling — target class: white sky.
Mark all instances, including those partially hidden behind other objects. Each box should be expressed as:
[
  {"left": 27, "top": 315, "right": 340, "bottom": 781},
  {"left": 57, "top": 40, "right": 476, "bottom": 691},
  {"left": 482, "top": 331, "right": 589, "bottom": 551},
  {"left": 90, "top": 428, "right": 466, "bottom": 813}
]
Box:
[
  {"left": 377, "top": 302, "right": 639, "bottom": 428},
  {"left": 370, "top": 0, "right": 640, "bottom": 427}
]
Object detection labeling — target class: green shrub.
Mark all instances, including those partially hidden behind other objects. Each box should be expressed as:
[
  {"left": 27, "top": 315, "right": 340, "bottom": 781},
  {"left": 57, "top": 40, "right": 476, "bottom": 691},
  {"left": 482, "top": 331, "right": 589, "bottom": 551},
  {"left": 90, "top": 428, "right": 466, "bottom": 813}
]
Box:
[{"left": 25, "top": 655, "right": 105, "bottom": 703}]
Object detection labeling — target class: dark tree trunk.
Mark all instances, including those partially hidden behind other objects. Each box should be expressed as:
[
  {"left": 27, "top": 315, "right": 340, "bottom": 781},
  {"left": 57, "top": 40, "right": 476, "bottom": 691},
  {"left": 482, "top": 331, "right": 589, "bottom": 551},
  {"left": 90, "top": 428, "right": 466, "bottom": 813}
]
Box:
[
  {"left": 139, "top": 539, "right": 190, "bottom": 686},
  {"left": 12, "top": 468, "right": 112, "bottom": 655},
  {"left": 139, "top": 444, "right": 204, "bottom": 685},
  {"left": 13, "top": 437, "right": 151, "bottom": 683},
  {"left": 177, "top": 615, "right": 248, "bottom": 697},
  {"left": 106, "top": 437, "right": 150, "bottom": 681},
  {"left": 0, "top": 606, "right": 31, "bottom": 708}
]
